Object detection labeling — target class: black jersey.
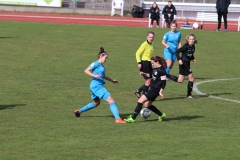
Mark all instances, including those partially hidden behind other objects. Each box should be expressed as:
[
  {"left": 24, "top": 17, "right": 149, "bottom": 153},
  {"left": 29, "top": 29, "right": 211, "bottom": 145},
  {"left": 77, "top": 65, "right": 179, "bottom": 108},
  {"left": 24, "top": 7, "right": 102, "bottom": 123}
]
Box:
[
  {"left": 176, "top": 43, "right": 195, "bottom": 62},
  {"left": 150, "top": 66, "right": 166, "bottom": 90}
]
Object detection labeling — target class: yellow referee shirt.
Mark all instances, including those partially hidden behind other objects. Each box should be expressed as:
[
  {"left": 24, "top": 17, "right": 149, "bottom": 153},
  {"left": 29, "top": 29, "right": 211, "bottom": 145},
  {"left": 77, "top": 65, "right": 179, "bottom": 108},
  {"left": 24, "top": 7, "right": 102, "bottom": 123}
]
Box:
[{"left": 136, "top": 41, "right": 154, "bottom": 63}]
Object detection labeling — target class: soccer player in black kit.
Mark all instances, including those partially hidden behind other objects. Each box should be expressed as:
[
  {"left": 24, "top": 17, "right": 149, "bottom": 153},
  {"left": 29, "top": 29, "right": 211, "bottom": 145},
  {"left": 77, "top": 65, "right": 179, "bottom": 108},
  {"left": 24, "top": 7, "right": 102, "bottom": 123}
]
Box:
[
  {"left": 124, "top": 56, "right": 167, "bottom": 123},
  {"left": 167, "top": 34, "right": 197, "bottom": 98}
]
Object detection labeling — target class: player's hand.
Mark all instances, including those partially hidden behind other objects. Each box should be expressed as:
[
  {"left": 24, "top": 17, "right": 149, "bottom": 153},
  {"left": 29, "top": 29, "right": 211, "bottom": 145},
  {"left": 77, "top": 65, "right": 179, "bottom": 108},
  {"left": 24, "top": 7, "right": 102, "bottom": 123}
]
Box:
[
  {"left": 138, "top": 64, "right": 142, "bottom": 70},
  {"left": 193, "top": 59, "right": 197, "bottom": 64},
  {"left": 94, "top": 74, "right": 101, "bottom": 78},
  {"left": 159, "top": 92, "right": 164, "bottom": 99},
  {"left": 112, "top": 79, "right": 118, "bottom": 84},
  {"left": 165, "top": 44, "right": 170, "bottom": 48},
  {"left": 178, "top": 60, "right": 183, "bottom": 65}
]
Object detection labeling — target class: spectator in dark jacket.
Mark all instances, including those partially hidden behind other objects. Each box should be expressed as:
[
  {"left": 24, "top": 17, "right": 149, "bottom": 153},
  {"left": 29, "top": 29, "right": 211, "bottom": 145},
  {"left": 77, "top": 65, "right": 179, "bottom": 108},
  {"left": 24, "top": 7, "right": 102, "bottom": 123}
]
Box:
[
  {"left": 216, "top": 0, "right": 231, "bottom": 32},
  {"left": 149, "top": 2, "right": 160, "bottom": 28},
  {"left": 162, "top": 1, "right": 176, "bottom": 28}
]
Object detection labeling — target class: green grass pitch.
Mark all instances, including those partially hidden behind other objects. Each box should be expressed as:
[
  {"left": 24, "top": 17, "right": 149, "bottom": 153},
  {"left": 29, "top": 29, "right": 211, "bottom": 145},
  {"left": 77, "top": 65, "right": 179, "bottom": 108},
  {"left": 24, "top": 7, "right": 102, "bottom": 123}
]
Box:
[{"left": 0, "top": 21, "right": 240, "bottom": 159}]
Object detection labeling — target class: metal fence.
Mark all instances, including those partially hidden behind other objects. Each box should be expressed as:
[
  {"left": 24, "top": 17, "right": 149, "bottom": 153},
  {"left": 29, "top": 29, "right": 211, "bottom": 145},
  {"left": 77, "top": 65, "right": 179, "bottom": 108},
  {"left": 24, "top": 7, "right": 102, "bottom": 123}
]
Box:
[{"left": 141, "top": 0, "right": 240, "bottom": 4}]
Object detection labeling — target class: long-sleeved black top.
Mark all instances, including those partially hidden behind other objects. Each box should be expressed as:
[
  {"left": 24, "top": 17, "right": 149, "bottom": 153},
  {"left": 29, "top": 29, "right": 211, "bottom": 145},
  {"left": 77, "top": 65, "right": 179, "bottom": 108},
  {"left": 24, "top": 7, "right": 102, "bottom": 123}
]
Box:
[{"left": 176, "top": 43, "right": 195, "bottom": 62}]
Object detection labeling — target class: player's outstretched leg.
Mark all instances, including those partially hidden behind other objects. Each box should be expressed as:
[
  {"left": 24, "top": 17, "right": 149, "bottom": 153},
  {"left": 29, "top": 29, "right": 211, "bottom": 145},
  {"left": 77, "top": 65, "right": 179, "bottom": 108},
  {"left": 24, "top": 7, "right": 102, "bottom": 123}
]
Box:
[{"left": 148, "top": 105, "right": 166, "bottom": 122}]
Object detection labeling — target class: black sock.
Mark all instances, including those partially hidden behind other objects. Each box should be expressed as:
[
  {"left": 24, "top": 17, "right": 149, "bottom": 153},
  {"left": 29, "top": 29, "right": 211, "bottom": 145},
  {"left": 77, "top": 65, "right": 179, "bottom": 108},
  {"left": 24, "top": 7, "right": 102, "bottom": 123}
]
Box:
[
  {"left": 148, "top": 105, "right": 162, "bottom": 116},
  {"left": 187, "top": 81, "right": 194, "bottom": 96},
  {"left": 167, "top": 74, "right": 178, "bottom": 82},
  {"left": 132, "top": 102, "right": 143, "bottom": 119},
  {"left": 137, "top": 84, "right": 145, "bottom": 93},
  {"left": 142, "top": 85, "right": 149, "bottom": 94}
]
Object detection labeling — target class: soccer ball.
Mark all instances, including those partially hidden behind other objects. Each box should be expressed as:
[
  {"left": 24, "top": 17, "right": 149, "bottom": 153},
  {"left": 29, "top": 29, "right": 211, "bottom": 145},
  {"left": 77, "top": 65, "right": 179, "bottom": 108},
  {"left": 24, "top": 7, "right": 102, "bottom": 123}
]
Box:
[
  {"left": 193, "top": 22, "right": 199, "bottom": 29},
  {"left": 140, "top": 108, "right": 151, "bottom": 119}
]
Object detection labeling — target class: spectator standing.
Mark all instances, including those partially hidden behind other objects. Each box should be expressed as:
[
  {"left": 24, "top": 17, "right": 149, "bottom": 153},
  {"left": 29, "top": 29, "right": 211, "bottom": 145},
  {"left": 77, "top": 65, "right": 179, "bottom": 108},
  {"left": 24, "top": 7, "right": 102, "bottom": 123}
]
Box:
[{"left": 216, "top": 0, "right": 231, "bottom": 32}]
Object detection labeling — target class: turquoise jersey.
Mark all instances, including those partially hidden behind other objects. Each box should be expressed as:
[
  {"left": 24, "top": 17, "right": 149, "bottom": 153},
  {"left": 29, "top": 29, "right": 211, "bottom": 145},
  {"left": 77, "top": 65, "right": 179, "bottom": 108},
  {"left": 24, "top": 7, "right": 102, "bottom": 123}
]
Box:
[
  {"left": 163, "top": 30, "right": 181, "bottom": 51},
  {"left": 89, "top": 60, "right": 105, "bottom": 87}
]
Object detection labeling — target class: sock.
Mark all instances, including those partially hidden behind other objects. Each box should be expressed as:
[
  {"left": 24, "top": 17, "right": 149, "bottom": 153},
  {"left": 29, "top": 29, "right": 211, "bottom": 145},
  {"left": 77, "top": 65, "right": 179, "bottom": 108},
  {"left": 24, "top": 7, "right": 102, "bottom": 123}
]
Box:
[
  {"left": 167, "top": 74, "right": 178, "bottom": 82},
  {"left": 187, "top": 81, "right": 194, "bottom": 96},
  {"left": 80, "top": 102, "right": 96, "bottom": 113},
  {"left": 148, "top": 105, "right": 163, "bottom": 116},
  {"left": 109, "top": 102, "right": 120, "bottom": 119},
  {"left": 132, "top": 102, "right": 143, "bottom": 119},
  {"left": 142, "top": 85, "right": 150, "bottom": 95},
  {"left": 137, "top": 84, "right": 145, "bottom": 93},
  {"left": 165, "top": 66, "right": 171, "bottom": 74}
]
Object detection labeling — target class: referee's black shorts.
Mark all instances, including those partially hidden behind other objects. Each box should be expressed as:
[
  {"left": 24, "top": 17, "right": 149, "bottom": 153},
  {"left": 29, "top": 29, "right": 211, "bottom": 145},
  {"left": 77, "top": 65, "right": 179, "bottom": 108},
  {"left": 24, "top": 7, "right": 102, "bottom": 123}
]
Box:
[
  {"left": 141, "top": 60, "right": 152, "bottom": 79},
  {"left": 179, "top": 61, "right": 192, "bottom": 76}
]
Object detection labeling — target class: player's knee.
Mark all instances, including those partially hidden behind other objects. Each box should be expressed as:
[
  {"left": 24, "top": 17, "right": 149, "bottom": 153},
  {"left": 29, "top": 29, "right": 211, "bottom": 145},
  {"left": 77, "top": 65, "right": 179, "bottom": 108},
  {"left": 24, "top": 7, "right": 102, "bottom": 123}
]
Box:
[
  {"left": 106, "top": 96, "right": 115, "bottom": 104},
  {"left": 94, "top": 101, "right": 100, "bottom": 106}
]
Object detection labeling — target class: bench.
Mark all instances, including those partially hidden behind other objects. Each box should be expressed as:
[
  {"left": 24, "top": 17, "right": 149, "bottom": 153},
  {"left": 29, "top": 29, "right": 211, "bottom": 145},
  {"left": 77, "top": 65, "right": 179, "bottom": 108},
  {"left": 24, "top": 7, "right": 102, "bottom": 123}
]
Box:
[{"left": 196, "top": 12, "right": 223, "bottom": 29}]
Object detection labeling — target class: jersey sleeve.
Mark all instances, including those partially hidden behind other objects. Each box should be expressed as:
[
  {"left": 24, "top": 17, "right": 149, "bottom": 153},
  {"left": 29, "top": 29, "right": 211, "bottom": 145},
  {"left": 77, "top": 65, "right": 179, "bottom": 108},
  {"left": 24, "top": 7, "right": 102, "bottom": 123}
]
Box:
[
  {"left": 159, "top": 68, "right": 167, "bottom": 89},
  {"left": 178, "top": 32, "right": 182, "bottom": 41},
  {"left": 192, "top": 45, "right": 195, "bottom": 60},
  {"left": 136, "top": 42, "right": 146, "bottom": 63},
  {"left": 176, "top": 44, "right": 187, "bottom": 61},
  {"left": 89, "top": 61, "right": 97, "bottom": 70},
  {"left": 163, "top": 33, "right": 168, "bottom": 41}
]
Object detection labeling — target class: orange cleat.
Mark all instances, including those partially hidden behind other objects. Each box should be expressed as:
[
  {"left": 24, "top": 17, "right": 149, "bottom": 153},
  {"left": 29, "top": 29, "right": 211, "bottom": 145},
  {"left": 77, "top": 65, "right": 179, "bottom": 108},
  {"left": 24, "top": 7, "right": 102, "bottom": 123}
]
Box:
[{"left": 115, "top": 118, "right": 127, "bottom": 124}]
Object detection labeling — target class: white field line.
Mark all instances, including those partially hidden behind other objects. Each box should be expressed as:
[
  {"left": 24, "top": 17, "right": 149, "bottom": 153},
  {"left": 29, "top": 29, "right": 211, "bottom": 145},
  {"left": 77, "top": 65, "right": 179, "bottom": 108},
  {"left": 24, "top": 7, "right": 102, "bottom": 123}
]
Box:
[
  {"left": 0, "top": 14, "right": 148, "bottom": 22},
  {"left": 193, "top": 78, "right": 240, "bottom": 104}
]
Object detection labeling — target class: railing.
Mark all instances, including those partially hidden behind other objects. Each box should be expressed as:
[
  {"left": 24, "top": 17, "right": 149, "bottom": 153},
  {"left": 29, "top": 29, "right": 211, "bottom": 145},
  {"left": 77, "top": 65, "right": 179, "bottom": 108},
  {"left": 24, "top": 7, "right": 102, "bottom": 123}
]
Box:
[
  {"left": 140, "top": 1, "right": 240, "bottom": 20},
  {"left": 141, "top": 0, "right": 240, "bottom": 4}
]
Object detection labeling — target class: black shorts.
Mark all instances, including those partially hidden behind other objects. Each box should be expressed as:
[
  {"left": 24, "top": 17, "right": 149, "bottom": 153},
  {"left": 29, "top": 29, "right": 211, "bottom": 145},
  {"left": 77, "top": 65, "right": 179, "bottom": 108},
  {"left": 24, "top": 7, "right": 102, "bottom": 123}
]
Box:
[
  {"left": 143, "top": 88, "right": 159, "bottom": 101},
  {"left": 141, "top": 61, "right": 152, "bottom": 79},
  {"left": 179, "top": 61, "right": 192, "bottom": 76}
]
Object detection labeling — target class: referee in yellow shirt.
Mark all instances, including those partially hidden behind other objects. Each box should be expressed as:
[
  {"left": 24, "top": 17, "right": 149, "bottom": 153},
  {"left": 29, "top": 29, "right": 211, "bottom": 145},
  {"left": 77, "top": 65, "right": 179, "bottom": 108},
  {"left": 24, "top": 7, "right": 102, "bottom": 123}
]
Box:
[{"left": 134, "top": 31, "right": 155, "bottom": 98}]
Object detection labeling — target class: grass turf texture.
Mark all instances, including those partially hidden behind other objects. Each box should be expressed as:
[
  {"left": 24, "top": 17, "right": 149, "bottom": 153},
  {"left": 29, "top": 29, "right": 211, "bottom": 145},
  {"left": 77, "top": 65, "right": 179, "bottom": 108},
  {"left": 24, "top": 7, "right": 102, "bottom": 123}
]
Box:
[{"left": 0, "top": 21, "right": 240, "bottom": 159}]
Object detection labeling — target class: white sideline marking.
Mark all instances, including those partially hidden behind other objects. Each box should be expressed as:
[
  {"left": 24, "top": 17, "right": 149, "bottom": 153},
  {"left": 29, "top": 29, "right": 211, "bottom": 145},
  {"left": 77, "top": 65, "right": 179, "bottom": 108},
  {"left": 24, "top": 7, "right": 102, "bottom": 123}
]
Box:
[
  {"left": 193, "top": 78, "right": 240, "bottom": 103},
  {"left": 0, "top": 14, "right": 148, "bottom": 23}
]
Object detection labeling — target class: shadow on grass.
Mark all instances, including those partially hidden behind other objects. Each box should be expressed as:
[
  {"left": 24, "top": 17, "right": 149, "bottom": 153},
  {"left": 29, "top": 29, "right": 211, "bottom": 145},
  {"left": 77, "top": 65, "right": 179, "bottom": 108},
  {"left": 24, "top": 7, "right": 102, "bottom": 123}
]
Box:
[
  {"left": 0, "top": 104, "right": 26, "bottom": 110},
  {"left": 81, "top": 113, "right": 133, "bottom": 118},
  {"left": 141, "top": 115, "right": 204, "bottom": 123},
  {"left": 209, "top": 93, "right": 232, "bottom": 96},
  {"left": 0, "top": 37, "right": 14, "bottom": 39}
]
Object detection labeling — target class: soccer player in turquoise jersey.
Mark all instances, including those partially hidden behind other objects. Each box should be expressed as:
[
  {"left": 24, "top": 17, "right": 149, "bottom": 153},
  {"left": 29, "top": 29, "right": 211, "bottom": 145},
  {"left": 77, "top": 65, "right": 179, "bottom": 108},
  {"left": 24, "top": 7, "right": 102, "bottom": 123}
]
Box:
[
  {"left": 74, "top": 47, "right": 126, "bottom": 124},
  {"left": 162, "top": 20, "right": 182, "bottom": 75}
]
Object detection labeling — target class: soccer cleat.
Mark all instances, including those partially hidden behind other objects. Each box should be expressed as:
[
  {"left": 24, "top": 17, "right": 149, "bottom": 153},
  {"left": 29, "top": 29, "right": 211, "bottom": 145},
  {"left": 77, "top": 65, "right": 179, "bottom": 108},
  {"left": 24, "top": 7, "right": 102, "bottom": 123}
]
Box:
[
  {"left": 224, "top": 29, "right": 228, "bottom": 32},
  {"left": 115, "top": 118, "right": 127, "bottom": 124},
  {"left": 74, "top": 110, "right": 81, "bottom": 117},
  {"left": 158, "top": 113, "right": 166, "bottom": 121},
  {"left": 124, "top": 115, "right": 136, "bottom": 123},
  {"left": 187, "top": 95, "right": 195, "bottom": 99},
  {"left": 215, "top": 29, "right": 221, "bottom": 31},
  {"left": 134, "top": 90, "right": 141, "bottom": 98}
]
